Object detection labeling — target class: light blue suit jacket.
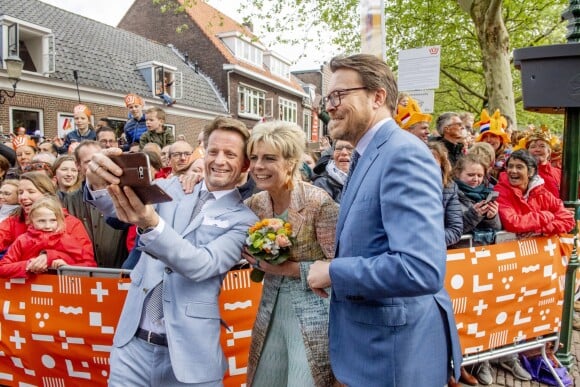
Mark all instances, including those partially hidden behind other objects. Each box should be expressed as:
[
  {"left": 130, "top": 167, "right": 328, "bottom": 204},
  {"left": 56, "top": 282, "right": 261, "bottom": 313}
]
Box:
[
  {"left": 88, "top": 178, "right": 258, "bottom": 384},
  {"left": 329, "top": 120, "right": 462, "bottom": 386}
]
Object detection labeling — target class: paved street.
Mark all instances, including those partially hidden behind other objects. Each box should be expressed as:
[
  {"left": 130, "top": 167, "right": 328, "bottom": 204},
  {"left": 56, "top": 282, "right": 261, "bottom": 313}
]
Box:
[{"left": 456, "top": 329, "right": 580, "bottom": 386}]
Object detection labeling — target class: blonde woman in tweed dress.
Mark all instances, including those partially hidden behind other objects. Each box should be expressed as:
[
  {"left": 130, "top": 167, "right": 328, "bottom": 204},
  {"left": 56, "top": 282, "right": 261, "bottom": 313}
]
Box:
[{"left": 242, "top": 121, "right": 339, "bottom": 387}]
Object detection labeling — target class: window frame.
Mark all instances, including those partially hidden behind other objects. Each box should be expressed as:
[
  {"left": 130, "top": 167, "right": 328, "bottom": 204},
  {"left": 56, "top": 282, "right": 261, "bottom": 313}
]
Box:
[
  {"left": 238, "top": 84, "right": 266, "bottom": 120},
  {"left": 278, "top": 97, "right": 298, "bottom": 123}
]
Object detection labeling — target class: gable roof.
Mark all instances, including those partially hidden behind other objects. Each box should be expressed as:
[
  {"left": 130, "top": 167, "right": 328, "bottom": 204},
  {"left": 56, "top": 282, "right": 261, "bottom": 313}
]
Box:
[
  {"left": 179, "top": 0, "right": 305, "bottom": 94},
  {"left": 0, "top": 0, "right": 227, "bottom": 113}
]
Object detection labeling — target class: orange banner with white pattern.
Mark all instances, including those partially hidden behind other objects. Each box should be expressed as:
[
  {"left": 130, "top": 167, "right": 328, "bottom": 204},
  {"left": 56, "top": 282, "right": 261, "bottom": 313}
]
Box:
[
  {"left": 0, "top": 269, "right": 262, "bottom": 387},
  {"left": 445, "top": 235, "right": 571, "bottom": 354},
  {"left": 0, "top": 236, "right": 573, "bottom": 385}
]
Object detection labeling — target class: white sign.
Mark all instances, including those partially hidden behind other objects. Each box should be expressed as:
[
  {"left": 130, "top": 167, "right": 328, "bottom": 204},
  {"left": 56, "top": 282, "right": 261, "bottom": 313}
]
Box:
[
  {"left": 407, "top": 90, "right": 435, "bottom": 113},
  {"left": 398, "top": 46, "right": 441, "bottom": 91},
  {"left": 360, "top": 0, "right": 385, "bottom": 60}
]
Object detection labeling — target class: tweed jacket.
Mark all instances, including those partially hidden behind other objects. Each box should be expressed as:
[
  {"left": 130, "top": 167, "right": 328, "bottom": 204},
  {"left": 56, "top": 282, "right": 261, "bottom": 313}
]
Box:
[{"left": 244, "top": 181, "right": 339, "bottom": 387}]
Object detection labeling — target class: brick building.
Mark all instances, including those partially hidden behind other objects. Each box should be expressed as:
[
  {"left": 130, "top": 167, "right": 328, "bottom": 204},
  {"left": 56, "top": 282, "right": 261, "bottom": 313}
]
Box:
[
  {"left": 0, "top": 0, "right": 228, "bottom": 144},
  {"left": 119, "top": 0, "right": 319, "bottom": 140}
]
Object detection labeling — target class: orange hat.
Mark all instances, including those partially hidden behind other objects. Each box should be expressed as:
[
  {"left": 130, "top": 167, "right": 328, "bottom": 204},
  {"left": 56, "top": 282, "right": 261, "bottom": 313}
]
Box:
[
  {"left": 124, "top": 93, "right": 144, "bottom": 107},
  {"left": 394, "top": 97, "right": 432, "bottom": 130},
  {"left": 514, "top": 124, "right": 559, "bottom": 151},
  {"left": 12, "top": 135, "right": 36, "bottom": 149},
  {"left": 475, "top": 109, "right": 509, "bottom": 144},
  {"left": 73, "top": 104, "right": 92, "bottom": 118}
]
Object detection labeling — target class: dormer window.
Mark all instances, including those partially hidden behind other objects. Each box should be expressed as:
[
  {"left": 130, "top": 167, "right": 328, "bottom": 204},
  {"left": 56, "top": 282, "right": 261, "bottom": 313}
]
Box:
[
  {"left": 0, "top": 16, "right": 55, "bottom": 75},
  {"left": 264, "top": 51, "right": 291, "bottom": 80},
  {"left": 219, "top": 32, "right": 264, "bottom": 67},
  {"left": 136, "top": 61, "right": 182, "bottom": 104}
]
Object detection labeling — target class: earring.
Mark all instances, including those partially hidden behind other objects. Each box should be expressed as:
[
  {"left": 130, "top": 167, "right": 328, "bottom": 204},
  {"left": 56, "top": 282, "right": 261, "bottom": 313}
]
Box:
[{"left": 284, "top": 173, "right": 294, "bottom": 191}]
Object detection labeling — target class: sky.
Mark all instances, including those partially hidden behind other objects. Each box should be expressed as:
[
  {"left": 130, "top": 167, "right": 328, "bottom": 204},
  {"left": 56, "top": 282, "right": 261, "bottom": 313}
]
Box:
[{"left": 38, "top": 0, "right": 334, "bottom": 70}]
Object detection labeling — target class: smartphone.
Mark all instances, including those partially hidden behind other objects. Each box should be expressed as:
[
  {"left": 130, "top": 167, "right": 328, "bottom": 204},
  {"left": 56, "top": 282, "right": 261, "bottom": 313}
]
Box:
[
  {"left": 109, "top": 152, "right": 173, "bottom": 204},
  {"left": 485, "top": 191, "right": 499, "bottom": 203}
]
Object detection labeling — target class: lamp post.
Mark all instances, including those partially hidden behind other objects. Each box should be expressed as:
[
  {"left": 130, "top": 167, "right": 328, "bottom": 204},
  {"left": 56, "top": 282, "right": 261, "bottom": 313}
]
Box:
[{"left": 0, "top": 56, "right": 24, "bottom": 104}]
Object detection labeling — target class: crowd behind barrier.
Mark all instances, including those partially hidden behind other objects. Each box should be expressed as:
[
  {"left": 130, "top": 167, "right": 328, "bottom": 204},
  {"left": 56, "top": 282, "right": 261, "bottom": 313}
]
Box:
[{"left": 0, "top": 234, "right": 574, "bottom": 386}]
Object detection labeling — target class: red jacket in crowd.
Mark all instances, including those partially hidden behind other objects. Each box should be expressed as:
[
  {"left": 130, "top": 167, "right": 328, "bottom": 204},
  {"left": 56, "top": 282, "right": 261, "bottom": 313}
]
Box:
[
  {"left": 494, "top": 173, "right": 574, "bottom": 235},
  {"left": 0, "top": 226, "right": 96, "bottom": 278},
  {"left": 0, "top": 209, "right": 93, "bottom": 255},
  {"left": 537, "top": 162, "right": 561, "bottom": 199}
]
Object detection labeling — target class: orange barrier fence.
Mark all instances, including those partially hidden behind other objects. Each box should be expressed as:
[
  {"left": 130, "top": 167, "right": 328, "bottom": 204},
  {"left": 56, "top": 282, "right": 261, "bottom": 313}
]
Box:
[
  {"left": 0, "top": 235, "right": 574, "bottom": 386},
  {"left": 0, "top": 269, "right": 262, "bottom": 387},
  {"left": 445, "top": 235, "right": 571, "bottom": 357}
]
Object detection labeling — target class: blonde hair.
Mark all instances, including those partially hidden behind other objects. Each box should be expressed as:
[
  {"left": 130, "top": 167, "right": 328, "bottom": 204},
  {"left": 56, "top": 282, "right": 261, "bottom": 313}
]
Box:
[
  {"left": 28, "top": 196, "right": 65, "bottom": 231},
  {"left": 467, "top": 142, "right": 495, "bottom": 170},
  {"left": 247, "top": 121, "right": 305, "bottom": 183}
]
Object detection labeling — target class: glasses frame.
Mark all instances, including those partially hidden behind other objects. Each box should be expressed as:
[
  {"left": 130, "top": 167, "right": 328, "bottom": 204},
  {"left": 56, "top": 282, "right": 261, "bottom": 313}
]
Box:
[
  {"left": 170, "top": 152, "right": 193, "bottom": 159},
  {"left": 323, "top": 87, "right": 368, "bottom": 108}
]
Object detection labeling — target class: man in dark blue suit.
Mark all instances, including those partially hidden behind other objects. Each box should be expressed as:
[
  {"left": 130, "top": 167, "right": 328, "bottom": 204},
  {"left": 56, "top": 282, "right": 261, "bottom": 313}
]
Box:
[{"left": 308, "top": 54, "right": 462, "bottom": 387}]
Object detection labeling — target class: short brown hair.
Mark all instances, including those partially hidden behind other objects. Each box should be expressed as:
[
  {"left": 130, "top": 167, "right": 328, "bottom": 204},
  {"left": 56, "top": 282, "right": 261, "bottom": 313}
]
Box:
[
  {"left": 145, "top": 107, "right": 166, "bottom": 123},
  {"left": 203, "top": 116, "right": 250, "bottom": 155},
  {"left": 329, "top": 54, "right": 398, "bottom": 113}
]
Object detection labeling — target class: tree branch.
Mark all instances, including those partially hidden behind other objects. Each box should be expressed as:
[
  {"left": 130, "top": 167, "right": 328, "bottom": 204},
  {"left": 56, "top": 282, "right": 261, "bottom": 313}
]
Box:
[{"left": 441, "top": 68, "right": 487, "bottom": 101}]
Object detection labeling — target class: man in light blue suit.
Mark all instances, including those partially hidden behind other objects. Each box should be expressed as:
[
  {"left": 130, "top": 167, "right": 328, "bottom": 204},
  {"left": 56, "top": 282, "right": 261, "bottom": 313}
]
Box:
[
  {"left": 308, "top": 54, "right": 462, "bottom": 387},
  {"left": 85, "top": 117, "right": 258, "bottom": 386}
]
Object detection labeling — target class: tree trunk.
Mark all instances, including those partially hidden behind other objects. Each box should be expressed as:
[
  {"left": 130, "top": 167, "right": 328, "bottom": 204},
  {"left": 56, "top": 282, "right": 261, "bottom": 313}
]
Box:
[{"left": 468, "top": 0, "right": 517, "bottom": 128}]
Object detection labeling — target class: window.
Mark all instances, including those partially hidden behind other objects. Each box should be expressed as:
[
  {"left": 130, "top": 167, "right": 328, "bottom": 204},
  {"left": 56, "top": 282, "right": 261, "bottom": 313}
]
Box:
[
  {"left": 0, "top": 16, "right": 55, "bottom": 74},
  {"left": 303, "top": 111, "right": 312, "bottom": 140},
  {"left": 57, "top": 112, "right": 74, "bottom": 139},
  {"left": 154, "top": 66, "right": 182, "bottom": 99},
  {"left": 136, "top": 61, "right": 182, "bottom": 100},
  {"left": 165, "top": 124, "right": 176, "bottom": 138},
  {"left": 11, "top": 108, "right": 44, "bottom": 139},
  {"left": 264, "top": 52, "right": 291, "bottom": 80},
  {"left": 279, "top": 98, "right": 297, "bottom": 123},
  {"left": 238, "top": 85, "right": 265, "bottom": 118},
  {"left": 220, "top": 34, "right": 264, "bottom": 67}
]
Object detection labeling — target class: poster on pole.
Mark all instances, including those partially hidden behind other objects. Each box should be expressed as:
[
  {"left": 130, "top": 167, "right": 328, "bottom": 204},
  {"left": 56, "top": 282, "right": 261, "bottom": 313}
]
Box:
[
  {"left": 407, "top": 89, "right": 435, "bottom": 113},
  {"left": 398, "top": 46, "right": 441, "bottom": 91},
  {"left": 360, "top": 0, "right": 385, "bottom": 60}
]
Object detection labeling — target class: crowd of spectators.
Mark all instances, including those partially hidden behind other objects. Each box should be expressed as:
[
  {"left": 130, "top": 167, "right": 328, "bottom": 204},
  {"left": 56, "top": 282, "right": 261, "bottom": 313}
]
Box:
[{"left": 0, "top": 84, "right": 575, "bottom": 386}]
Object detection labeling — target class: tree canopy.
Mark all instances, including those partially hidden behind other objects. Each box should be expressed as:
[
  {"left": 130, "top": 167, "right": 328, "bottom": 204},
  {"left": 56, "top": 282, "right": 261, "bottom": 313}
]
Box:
[{"left": 238, "top": 0, "right": 569, "bottom": 132}]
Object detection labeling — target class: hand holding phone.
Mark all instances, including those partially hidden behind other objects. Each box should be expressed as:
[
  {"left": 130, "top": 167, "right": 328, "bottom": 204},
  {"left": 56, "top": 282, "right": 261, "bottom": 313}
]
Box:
[
  {"left": 485, "top": 191, "right": 499, "bottom": 203},
  {"left": 110, "top": 152, "right": 173, "bottom": 204}
]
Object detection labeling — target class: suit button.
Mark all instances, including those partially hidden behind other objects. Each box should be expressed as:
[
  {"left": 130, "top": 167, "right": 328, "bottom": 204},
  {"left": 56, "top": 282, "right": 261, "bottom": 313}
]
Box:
[{"left": 165, "top": 267, "right": 173, "bottom": 274}]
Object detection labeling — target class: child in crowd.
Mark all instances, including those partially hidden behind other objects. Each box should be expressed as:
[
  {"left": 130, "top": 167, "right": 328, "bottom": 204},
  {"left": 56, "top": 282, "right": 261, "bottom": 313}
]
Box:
[
  {"left": 54, "top": 104, "right": 97, "bottom": 154},
  {"left": 0, "top": 197, "right": 96, "bottom": 278},
  {"left": 0, "top": 179, "right": 20, "bottom": 222},
  {"left": 139, "top": 107, "right": 175, "bottom": 149}
]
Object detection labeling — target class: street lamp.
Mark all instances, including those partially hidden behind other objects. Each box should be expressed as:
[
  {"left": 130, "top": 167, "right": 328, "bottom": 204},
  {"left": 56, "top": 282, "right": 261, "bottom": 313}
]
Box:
[{"left": 0, "top": 56, "right": 24, "bottom": 104}]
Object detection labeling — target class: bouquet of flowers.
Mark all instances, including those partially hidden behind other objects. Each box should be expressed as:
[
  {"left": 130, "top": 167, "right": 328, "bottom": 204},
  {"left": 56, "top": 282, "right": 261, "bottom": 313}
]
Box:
[{"left": 246, "top": 218, "right": 294, "bottom": 282}]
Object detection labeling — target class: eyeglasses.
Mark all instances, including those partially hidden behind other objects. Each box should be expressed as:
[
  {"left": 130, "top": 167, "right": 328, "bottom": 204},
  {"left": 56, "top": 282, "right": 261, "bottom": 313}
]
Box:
[
  {"left": 323, "top": 87, "right": 368, "bottom": 108},
  {"left": 447, "top": 122, "right": 464, "bottom": 129},
  {"left": 170, "top": 152, "right": 193, "bottom": 159}
]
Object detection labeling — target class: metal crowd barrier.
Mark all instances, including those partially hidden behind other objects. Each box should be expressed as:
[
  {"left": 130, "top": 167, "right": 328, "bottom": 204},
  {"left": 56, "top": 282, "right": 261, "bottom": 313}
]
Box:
[{"left": 0, "top": 233, "right": 571, "bottom": 386}]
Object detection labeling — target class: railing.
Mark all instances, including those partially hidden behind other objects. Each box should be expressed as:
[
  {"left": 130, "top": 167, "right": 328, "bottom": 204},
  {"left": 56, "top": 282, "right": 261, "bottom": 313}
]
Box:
[{"left": 0, "top": 234, "right": 573, "bottom": 386}]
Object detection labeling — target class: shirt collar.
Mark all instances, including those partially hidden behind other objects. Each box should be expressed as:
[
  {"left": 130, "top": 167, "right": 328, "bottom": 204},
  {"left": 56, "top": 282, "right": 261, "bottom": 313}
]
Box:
[
  {"left": 355, "top": 117, "right": 391, "bottom": 157},
  {"left": 202, "top": 181, "right": 236, "bottom": 200}
]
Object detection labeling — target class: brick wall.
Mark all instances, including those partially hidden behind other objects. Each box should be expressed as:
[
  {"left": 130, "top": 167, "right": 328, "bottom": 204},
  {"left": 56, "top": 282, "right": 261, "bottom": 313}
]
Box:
[
  {"left": 0, "top": 92, "right": 211, "bottom": 145},
  {"left": 119, "top": 0, "right": 229, "bottom": 99}
]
